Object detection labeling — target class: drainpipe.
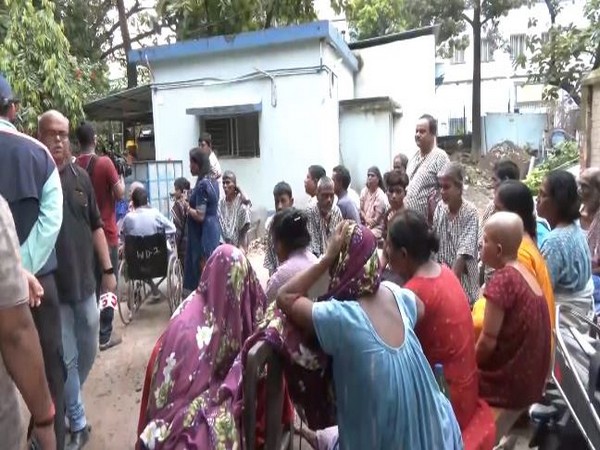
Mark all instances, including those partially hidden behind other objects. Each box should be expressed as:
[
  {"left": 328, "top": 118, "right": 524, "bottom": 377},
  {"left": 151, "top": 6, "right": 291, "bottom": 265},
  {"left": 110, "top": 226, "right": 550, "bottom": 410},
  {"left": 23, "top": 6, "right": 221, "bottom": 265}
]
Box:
[{"left": 254, "top": 67, "right": 277, "bottom": 107}]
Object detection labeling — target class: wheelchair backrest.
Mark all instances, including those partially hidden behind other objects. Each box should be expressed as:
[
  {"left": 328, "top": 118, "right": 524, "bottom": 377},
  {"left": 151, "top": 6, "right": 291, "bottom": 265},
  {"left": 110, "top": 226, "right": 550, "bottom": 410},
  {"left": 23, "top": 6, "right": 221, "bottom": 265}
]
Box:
[{"left": 124, "top": 233, "right": 169, "bottom": 280}]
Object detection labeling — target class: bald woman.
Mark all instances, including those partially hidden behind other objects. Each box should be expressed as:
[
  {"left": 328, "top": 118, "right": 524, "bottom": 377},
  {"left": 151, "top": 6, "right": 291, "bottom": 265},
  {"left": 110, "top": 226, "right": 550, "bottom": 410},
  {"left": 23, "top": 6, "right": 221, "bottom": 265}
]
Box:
[{"left": 477, "top": 212, "right": 551, "bottom": 409}]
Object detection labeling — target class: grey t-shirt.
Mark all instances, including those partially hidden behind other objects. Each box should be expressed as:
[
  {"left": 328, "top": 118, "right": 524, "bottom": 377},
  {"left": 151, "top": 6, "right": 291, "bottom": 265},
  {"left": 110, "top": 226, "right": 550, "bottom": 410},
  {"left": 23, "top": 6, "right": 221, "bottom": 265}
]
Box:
[{"left": 0, "top": 194, "right": 28, "bottom": 450}]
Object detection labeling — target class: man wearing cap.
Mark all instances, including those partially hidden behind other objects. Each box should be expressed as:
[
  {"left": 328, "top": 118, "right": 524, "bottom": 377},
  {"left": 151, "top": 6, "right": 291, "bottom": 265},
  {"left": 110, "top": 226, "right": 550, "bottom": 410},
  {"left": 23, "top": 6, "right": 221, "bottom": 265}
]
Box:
[{"left": 0, "top": 74, "right": 66, "bottom": 448}]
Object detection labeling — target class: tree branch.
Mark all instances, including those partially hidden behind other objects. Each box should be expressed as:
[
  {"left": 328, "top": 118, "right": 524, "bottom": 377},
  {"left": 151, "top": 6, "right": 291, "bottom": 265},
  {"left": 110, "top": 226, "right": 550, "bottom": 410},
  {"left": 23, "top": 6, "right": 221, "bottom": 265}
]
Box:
[
  {"left": 461, "top": 12, "right": 473, "bottom": 26},
  {"left": 99, "top": 27, "right": 159, "bottom": 60},
  {"left": 99, "top": 1, "right": 152, "bottom": 43}
]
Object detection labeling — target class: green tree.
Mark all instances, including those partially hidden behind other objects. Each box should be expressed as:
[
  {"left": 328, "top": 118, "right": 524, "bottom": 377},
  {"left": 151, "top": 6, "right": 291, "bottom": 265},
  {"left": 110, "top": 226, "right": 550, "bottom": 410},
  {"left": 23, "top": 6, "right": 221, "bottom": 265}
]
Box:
[
  {"left": 157, "top": 0, "right": 318, "bottom": 40},
  {"left": 54, "top": 0, "right": 169, "bottom": 88},
  {"left": 521, "top": 0, "right": 599, "bottom": 106},
  {"left": 341, "top": 0, "right": 407, "bottom": 40},
  {"left": 0, "top": 0, "right": 105, "bottom": 132}
]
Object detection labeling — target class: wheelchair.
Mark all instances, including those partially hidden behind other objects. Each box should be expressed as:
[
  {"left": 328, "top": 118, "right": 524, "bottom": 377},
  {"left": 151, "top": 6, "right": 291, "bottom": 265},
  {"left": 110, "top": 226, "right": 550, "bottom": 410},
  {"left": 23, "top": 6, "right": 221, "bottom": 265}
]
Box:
[{"left": 117, "top": 232, "right": 183, "bottom": 325}]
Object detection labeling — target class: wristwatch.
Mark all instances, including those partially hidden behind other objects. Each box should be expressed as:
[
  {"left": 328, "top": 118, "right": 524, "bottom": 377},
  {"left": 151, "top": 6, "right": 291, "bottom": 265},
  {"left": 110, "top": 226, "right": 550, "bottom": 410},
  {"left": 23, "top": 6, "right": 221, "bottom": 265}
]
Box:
[{"left": 103, "top": 267, "right": 114, "bottom": 275}]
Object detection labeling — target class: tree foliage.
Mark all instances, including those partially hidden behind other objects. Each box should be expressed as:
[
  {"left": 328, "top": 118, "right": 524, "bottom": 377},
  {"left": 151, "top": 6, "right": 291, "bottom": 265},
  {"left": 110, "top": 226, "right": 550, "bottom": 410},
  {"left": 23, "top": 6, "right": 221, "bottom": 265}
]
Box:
[
  {"left": 157, "top": 0, "right": 318, "bottom": 40},
  {"left": 521, "top": 0, "right": 599, "bottom": 106},
  {"left": 339, "top": 0, "right": 407, "bottom": 40},
  {"left": 0, "top": 0, "right": 106, "bottom": 132}
]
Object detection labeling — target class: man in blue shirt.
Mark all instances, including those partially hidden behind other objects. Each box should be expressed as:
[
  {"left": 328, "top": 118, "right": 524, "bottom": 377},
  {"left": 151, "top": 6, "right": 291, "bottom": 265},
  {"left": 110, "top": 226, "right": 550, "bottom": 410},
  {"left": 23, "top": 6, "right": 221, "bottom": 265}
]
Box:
[{"left": 0, "top": 74, "right": 65, "bottom": 449}]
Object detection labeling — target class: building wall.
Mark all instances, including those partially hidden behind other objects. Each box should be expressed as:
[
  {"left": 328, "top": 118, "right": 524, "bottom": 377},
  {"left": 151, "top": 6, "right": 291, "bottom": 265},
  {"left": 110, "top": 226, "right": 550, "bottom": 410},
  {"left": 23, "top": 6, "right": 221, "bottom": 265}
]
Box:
[
  {"left": 340, "top": 109, "right": 394, "bottom": 189},
  {"left": 352, "top": 34, "right": 437, "bottom": 158},
  {"left": 582, "top": 70, "right": 600, "bottom": 168},
  {"left": 151, "top": 40, "right": 349, "bottom": 209},
  {"left": 436, "top": 0, "right": 587, "bottom": 129}
]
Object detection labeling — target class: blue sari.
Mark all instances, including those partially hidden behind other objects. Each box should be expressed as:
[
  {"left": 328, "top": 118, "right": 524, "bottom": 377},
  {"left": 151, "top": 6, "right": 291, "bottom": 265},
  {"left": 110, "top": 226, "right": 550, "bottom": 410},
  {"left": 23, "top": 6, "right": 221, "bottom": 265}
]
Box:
[{"left": 183, "top": 176, "right": 221, "bottom": 291}]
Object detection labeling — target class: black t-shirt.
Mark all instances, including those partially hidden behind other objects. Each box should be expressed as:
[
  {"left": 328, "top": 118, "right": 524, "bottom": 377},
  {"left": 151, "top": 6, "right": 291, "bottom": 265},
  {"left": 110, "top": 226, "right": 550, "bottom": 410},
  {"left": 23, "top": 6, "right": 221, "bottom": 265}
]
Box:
[{"left": 54, "top": 163, "right": 103, "bottom": 302}]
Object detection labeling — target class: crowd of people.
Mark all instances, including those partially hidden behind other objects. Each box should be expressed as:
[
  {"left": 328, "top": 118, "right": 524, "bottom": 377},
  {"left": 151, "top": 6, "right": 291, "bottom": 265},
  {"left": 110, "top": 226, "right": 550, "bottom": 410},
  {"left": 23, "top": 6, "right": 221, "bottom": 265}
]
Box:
[{"left": 1, "top": 67, "right": 599, "bottom": 450}]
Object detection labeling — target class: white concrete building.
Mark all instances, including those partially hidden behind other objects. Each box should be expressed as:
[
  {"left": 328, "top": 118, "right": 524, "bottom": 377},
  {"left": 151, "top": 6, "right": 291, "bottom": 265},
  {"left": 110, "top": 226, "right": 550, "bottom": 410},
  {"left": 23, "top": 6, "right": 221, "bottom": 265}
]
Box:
[
  {"left": 435, "top": 0, "right": 587, "bottom": 135},
  {"left": 127, "top": 21, "right": 436, "bottom": 210}
]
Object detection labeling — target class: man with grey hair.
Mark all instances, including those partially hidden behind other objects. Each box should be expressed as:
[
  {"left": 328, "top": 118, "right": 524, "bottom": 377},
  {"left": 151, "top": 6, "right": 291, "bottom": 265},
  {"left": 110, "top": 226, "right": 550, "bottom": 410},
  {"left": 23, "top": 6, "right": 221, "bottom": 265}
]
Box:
[
  {"left": 306, "top": 176, "right": 343, "bottom": 257},
  {"left": 38, "top": 110, "right": 116, "bottom": 449}
]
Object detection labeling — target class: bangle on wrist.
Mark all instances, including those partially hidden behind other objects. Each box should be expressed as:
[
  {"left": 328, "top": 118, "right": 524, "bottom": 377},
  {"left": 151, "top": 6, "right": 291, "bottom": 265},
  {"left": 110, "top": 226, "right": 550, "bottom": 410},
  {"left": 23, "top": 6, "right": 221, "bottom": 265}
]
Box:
[
  {"left": 103, "top": 267, "right": 114, "bottom": 275},
  {"left": 34, "top": 402, "right": 55, "bottom": 428}
]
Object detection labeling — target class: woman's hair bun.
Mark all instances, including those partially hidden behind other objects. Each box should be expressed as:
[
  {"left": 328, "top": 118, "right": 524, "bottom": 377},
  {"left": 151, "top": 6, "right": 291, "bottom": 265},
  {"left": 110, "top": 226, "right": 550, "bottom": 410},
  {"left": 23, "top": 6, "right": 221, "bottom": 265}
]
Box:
[{"left": 426, "top": 229, "right": 440, "bottom": 254}]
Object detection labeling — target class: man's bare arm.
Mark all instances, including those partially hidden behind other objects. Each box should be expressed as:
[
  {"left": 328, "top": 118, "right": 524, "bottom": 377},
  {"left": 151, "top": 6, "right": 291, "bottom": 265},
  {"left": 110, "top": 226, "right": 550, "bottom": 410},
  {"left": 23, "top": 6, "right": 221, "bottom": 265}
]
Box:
[{"left": 0, "top": 303, "right": 54, "bottom": 423}]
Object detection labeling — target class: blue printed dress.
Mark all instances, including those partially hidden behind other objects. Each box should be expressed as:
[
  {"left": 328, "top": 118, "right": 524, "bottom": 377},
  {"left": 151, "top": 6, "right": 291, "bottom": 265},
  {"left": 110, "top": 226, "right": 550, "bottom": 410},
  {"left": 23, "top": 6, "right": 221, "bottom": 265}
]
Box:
[
  {"left": 183, "top": 176, "right": 221, "bottom": 291},
  {"left": 312, "top": 281, "right": 463, "bottom": 450}
]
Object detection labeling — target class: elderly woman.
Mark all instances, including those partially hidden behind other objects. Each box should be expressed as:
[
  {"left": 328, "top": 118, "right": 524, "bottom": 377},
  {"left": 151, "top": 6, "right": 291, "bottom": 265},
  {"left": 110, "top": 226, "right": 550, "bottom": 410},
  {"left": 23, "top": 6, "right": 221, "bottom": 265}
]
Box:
[
  {"left": 183, "top": 148, "right": 221, "bottom": 292},
  {"left": 274, "top": 222, "right": 462, "bottom": 449},
  {"left": 359, "top": 166, "right": 388, "bottom": 239},
  {"left": 137, "top": 245, "right": 267, "bottom": 449},
  {"left": 537, "top": 170, "right": 593, "bottom": 323},
  {"left": 386, "top": 210, "right": 495, "bottom": 450},
  {"left": 433, "top": 162, "right": 480, "bottom": 304},
  {"left": 218, "top": 170, "right": 251, "bottom": 251},
  {"left": 473, "top": 181, "right": 555, "bottom": 344},
  {"left": 579, "top": 167, "right": 600, "bottom": 313}
]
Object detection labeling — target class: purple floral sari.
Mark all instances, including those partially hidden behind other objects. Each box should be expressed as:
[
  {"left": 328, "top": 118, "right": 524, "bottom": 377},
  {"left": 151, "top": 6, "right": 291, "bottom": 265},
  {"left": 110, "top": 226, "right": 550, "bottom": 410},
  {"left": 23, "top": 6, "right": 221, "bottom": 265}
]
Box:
[
  {"left": 139, "top": 245, "right": 266, "bottom": 450},
  {"left": 242, "top": 223, "right": 381, "bottom": 429}
]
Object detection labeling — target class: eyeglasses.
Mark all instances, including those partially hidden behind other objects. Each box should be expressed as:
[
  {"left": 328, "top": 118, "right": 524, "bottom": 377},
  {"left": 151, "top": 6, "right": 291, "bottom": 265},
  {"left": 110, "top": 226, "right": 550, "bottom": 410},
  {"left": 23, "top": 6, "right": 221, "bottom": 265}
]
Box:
[{"left": 42, "top": 130, "right": 69, "bottom": 142}]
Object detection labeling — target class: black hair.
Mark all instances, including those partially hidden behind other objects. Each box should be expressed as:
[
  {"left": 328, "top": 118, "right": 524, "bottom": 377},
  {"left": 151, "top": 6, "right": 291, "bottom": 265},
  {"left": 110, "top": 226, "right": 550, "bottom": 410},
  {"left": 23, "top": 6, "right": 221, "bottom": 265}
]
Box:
[
  {"left": 388, "top": 209, "right": 439, "bottom": 263},
  {"left": 271, "top": 208, "right": 310, "bottom": 252},
  {"left": 384, "top": 170, "right": 409, "bottom": 189},
  {"left": 308, "top": 165, "right": 326, "bottom": 182},
  {"left": 174, "top": 177, "right": 190, "bottom": 192},
  {"left": 545, "top": 169, "right": 581, "bottom": 223},
  {"left": 368, "top": 166, "right": 385, "bottom": 190},
  {"left": 419, "top": 114, "right": 438, "bottom": 136},
  {"left": 198, "top": 131, "right": 212, "bottom": 147},
  {"left": 332, "top": 165, "right": 352, "bottom": 190},
  {"left": 496, "top": 180, "right": 537, "bottom": 240},
  {"left": 273, "top": 181, "right": 292, "bottom": 198},
  {"left": 493, "top": 159, "right": 520, "bottom": 181},
  {"left": 131, "top": 187, "right": 148, "bottom": 208},
  {"left": 189, "top": 147, "right": 211, "bottom": 178},
  {"left": 75, "top": 121, "right": 95, "bottom": 147}
]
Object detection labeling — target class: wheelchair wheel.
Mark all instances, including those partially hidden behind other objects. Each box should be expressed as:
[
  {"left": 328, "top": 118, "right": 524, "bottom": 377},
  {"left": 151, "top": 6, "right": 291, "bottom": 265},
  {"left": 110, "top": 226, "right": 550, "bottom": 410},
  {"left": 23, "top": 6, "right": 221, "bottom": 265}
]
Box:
[
  {"left": 117, "top": 260, "right": 133, "bottom": 326},
  {"left": 167, "top": 257, "right": 183, "bottom": 315}
]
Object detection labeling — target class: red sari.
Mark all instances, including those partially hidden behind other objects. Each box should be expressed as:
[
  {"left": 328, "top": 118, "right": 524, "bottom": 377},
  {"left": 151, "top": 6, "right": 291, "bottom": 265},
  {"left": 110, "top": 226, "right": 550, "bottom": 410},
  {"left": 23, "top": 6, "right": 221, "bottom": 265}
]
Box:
[{"left": 406, "top": 265, "right": 495, "bottom": 450}]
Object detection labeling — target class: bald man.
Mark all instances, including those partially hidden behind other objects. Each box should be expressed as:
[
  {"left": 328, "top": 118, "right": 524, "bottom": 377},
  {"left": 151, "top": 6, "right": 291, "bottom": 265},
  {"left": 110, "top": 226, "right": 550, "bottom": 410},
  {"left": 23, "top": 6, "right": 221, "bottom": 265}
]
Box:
[
  {"left": 306, "top": 176, "right": 343, "bottom": 257},
  {"left": 38, "top": 110, "right": 116, "bottom": 448}
]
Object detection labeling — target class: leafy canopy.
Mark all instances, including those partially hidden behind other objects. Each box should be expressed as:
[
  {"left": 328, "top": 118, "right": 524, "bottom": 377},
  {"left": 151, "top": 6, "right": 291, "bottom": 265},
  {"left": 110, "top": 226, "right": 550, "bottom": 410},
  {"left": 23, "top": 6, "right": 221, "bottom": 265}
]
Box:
[{"left": 0, "top": 0, "right": 106, "bottom": 132}]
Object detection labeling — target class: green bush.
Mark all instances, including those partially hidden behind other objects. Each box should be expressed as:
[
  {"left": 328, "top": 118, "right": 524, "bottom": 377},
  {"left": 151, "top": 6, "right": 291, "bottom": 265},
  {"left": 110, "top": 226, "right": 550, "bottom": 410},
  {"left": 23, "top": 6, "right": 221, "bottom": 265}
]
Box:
[{"left": 524, "top": 141, "right": 579, "bottom": 194}]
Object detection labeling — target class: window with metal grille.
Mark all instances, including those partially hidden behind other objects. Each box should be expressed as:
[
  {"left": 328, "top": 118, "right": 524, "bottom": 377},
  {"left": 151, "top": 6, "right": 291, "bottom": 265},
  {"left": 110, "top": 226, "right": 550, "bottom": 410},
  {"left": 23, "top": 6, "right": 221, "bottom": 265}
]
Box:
[
  {"left": 451, "top": 48, "right": 465, "bottom": 64},
  {"left": 481, "top": 39, "right": 494, "bottom": 62},
  {"left": 509, "top": 34, "right": 526, "bottom": 61},
  {"left": 201, "top": 113, "right": 260, "bottom": 158},
  {"left": 448, "top": 117, "right": 466, "bottom": 135}
]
